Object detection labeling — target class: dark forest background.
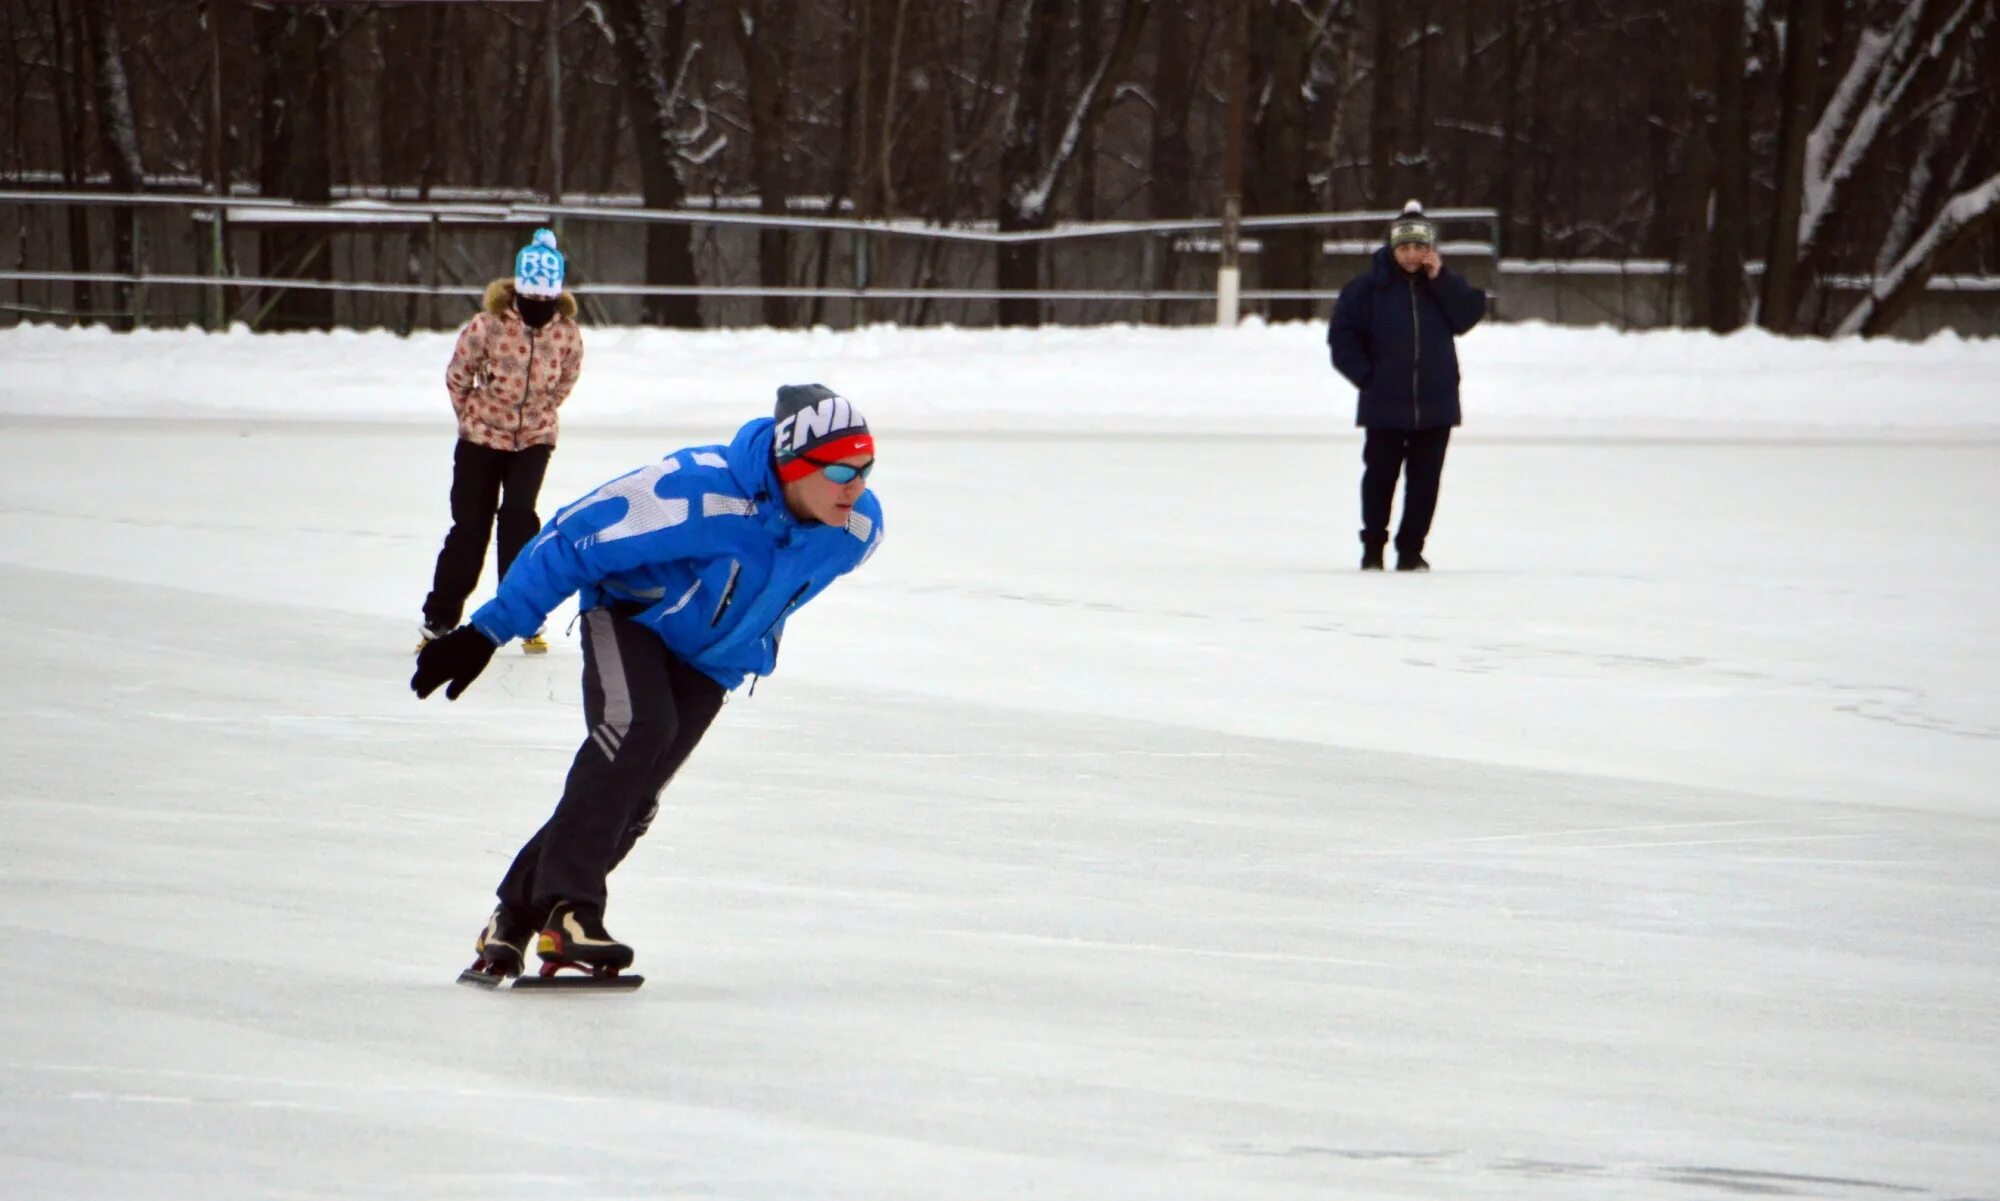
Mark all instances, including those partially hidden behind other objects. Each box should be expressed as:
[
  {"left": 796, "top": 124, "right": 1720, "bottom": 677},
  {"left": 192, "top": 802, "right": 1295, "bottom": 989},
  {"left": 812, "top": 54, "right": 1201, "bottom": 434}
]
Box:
[{"left": 4, "top": 0, "right": 1997, "bottom": 334}]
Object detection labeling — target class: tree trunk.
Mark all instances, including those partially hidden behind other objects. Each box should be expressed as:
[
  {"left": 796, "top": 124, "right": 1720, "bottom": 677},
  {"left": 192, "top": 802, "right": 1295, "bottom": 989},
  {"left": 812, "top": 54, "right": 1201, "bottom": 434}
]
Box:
[
  {"left": 1761, "top": 0, "right": 1821, "bottom": 332},
  {"left": 47, "top": 0, "right": 94, "bottom": 323},
  {"left": 1147, "top": 0, "right": 1195, "bottom": 320},
  {"left": 607, "top": 0, "right": 701, "bottom": 328},
  {"left": 1498, "top": 1, "right": 1520, "bottom": 257},
  {"left": 1708, "top": 0, "right": 1748, "bottom": 331},
  {"left": 82, "top": 0, "right": 143, "bottom": 329},
  {"left": 1250, "top": 0, "right": 1314, "bottom": 322},
  {"left": 1839, "top": 173, "right": 2000, "bottom": 337},
  {"left": 997, "top": 0, "right": 1061, "bottom": 327},
  {"left": 1072, "top": 0, "right": 1101, "bottom": 220},
  {"left": 1679, "top": 0, "right": 1718, "bottom": 327},
  {"left": 1519, "top": 8, "right": 1550, "bottom": 259},
  {"left": 996, "top": 0, "right": 1149, "bottom": 327},
  {"left": 255, "top": 5, "right": 336, "bottom": 331},
  {"left": 1367, "top": 0, "right": 1397, "bottom": 206},
  {"left": 732, "top": 0, "right": 794, "bottom": 327}
]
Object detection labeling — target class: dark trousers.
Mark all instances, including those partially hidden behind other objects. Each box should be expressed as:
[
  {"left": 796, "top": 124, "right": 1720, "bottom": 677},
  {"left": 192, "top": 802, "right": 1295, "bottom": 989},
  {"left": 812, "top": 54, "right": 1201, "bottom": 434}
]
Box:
[
  {"left": 1360, "top": 426, "right": 1452, "bottom": 553},
  {"left": 496, "top": 609, "right": 725, "bottom": 918},
  {"left": 422, "top": 439, "right": 554, "bottom": 630}
]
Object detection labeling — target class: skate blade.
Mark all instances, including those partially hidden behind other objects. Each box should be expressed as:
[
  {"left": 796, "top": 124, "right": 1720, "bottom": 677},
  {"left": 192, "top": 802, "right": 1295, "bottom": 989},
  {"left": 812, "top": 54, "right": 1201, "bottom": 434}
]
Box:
[
  {"left": 511, "top": 973, "right": 643, "bottom": 992},
  {"left": 456, "top": 967, "right": 506, "bottom": 990}
]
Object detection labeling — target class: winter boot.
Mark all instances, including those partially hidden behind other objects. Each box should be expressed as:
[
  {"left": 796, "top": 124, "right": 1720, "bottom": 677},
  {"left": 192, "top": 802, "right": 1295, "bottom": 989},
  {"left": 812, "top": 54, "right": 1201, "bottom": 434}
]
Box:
[
  {"left": 538, "top": 900, "right": 634, "bottom": 972},
  {"left": 1360, "top": 532, "right": 1388, "bottom": 571},
  {"left": 1395, "top": 550, "right": 1430, "bottom": 572},
  {"left": 469, "top": 903, "right": 540, "bottom": 979}
]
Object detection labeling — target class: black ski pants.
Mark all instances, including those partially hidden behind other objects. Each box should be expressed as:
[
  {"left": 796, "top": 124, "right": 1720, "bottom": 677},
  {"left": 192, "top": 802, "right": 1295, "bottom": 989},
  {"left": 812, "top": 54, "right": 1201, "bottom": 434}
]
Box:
[
  {"left": 422, "top": 438, "right": 554, "bottom": 631},
  {"left": 1360, "top": 426, "right": 1452, "bottom": 554},
  {"left": 495, "top": 608, "right": 725, "bottom": 919}
]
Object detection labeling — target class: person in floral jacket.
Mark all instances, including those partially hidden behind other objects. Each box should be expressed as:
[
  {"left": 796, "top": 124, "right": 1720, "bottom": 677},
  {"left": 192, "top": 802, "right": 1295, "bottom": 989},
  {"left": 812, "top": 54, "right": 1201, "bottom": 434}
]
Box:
[{"left": 419, "top": 228, "right": 585, "bottom": 652}]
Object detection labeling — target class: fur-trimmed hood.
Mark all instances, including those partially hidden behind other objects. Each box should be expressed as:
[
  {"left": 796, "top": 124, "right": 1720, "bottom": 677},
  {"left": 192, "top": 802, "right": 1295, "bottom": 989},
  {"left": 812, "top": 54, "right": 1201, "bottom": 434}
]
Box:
[{"left": 483, "top": 278, "right": 577, "bottom": 319}]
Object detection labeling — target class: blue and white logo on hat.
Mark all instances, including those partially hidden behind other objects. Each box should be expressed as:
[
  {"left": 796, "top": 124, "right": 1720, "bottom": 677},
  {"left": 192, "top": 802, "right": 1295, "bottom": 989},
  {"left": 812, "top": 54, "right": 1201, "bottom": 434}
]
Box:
[{"left": 514, "top": 228, "right": 565, "bottom": 298}]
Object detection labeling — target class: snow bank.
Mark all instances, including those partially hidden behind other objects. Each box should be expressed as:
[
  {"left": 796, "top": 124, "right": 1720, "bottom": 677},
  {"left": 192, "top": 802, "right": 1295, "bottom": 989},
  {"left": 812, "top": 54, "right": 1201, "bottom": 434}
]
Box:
[{"left": 2, "top": 318, "right": 1994, "bottom": 438}]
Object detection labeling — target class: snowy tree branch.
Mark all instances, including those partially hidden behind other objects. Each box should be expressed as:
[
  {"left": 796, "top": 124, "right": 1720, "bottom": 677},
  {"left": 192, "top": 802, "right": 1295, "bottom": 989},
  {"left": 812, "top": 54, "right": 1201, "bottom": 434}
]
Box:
[{"left": 1836, "top": 171, "right": 2000, "bottom": 337}]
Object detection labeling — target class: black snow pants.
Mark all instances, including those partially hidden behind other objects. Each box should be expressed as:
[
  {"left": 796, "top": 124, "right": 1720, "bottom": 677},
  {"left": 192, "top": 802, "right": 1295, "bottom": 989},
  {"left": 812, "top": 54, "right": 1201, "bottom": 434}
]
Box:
[
  {"left": 495, "top": 608, "right": 725, "bottom": 919},
  {"left": 1360, "top": 426, "right": 1452, "bottom": 554},
  {"left": 422, "top": 438, "right": 554, "bottom": 631}
]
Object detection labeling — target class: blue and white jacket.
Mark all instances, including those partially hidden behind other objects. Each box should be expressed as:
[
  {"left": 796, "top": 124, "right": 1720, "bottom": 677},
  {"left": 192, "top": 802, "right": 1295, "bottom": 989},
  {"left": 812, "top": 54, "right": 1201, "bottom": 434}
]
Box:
[{"left": 469, "top": 416, "right": 884, "bottom": 690}]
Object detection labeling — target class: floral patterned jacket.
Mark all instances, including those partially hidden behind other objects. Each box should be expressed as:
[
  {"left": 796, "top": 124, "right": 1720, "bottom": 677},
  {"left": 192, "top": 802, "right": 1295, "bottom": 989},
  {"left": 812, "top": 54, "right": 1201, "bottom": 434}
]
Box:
[{"left": 444, "top": 279, "right": 584, "bottom": 451}]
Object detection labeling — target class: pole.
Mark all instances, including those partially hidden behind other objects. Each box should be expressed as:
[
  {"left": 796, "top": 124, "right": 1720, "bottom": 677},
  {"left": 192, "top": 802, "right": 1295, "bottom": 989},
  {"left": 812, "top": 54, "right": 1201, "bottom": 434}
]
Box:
[
  {"left": 1490, "top": 211, "right": 1503, "bottom": 319},
  {"left": 208, "top": 0, "right": 227, "bottom": 330},
  {"left": 1216, "top": 0, "right": 1247, "bottom": 326},
  {"left": 545, "top": 0, "right": 564, "bottom": 207},
  {"left": 427, "top": 212, "right": 441, "bottom": 330},
  {"left": 854, "top": 231, "right": 870, "bottom": 328}
]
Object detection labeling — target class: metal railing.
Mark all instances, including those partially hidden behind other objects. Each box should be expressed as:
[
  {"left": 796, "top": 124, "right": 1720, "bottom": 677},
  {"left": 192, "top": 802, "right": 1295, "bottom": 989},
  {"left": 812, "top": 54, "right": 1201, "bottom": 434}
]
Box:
[{"left": 0, "top": 189, "right": 1503, "bottom": 330}]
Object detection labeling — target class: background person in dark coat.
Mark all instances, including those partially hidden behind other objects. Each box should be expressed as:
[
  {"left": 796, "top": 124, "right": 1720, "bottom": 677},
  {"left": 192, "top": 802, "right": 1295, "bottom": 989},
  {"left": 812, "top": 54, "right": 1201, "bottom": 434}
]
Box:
[{"left": 1328, "top": 201, "right": 1487, "bottom": 571}]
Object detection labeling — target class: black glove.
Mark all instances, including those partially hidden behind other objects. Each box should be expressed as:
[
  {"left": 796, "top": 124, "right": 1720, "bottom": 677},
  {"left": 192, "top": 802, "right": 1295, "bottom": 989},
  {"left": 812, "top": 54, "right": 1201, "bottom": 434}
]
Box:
[{"left": 411, "top": 625, "right": 499, "bottom": 700}]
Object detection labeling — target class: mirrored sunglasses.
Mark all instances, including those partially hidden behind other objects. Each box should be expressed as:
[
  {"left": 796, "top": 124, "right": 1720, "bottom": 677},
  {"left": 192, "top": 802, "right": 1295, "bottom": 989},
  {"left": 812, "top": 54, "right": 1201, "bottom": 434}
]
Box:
[{"left": 806, "top": 457, "right": 874, "bottom": 484}]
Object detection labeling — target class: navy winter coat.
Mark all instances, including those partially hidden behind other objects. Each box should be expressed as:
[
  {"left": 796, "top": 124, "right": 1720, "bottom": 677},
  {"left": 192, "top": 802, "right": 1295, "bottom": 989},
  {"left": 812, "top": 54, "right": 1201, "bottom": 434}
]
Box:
[{"left": 1327, "top": 246, "right": 1487, "bottom": 430}]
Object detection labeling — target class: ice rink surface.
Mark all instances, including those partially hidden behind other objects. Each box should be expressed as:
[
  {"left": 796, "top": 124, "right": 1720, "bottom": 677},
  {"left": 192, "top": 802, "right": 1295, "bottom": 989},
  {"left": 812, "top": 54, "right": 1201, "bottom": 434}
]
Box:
[{"left": 1, "top": 322, "right": 1996, "bottom": 1199}]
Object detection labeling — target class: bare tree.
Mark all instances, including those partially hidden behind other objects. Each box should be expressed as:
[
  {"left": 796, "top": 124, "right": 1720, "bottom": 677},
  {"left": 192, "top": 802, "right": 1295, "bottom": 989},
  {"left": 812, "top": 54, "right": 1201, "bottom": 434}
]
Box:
[
  {"left": 254, "top": 4, "right": 337, "bottom": 331},
  {"left": 5, "top": 0, "right": 1997, "bottom": 335},
  {"left": 1679, "top": 0, "right": 1719, "bottom": 327},
  {"left": 607, "top": 0, "right": 706, "bottom": 327},
  {"left": 995, "top": 0, "right": 1150, "bottom": 326},
  {"left": 730, "top": 0, "right": 797, "bottom": 327},
  {"left": 1765, "top": 0, "right": 1986, "bottom": 331},
  {"left": 1838, "top": 172, "right": 2000, "bottom": 336},
  {"left": 1248, "top": 0, "right": 1319, "bottom": 322},
  {"left": 1708, "top": 0, "right": 1749, "bottom": 331},
  {"left": 82, "top": 0, "right": 143, "bottom": 326},
  {"left": 1761, "top": 0, "right": 1823, "bottom": 331},
  {"left": 1364, "top": 0, "right": 1396, "bottom": 206}
]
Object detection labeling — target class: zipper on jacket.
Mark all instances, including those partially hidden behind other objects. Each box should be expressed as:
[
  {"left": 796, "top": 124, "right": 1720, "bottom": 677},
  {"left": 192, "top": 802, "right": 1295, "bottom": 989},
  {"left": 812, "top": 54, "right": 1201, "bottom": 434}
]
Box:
[
  {"left": 757, "top": 583, "right": 811, "bottom": 644},
  {"left": 1408, "top": 275, "right": 1422, "bottom": 428},
  {"left": 743, "top": 582, "right": 812, "bottom": 698},
  {"left": 518, "top": 321, "right": 537, "bottom": 433},
  {"left": 709, "top": 561, "right": 742, "bottom": 626}
]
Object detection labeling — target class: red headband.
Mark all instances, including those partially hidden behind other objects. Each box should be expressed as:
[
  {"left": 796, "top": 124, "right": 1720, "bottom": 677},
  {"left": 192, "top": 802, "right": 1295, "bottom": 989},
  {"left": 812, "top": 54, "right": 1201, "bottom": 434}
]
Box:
[{"left": 776, "top": 432, "right": 876, "bottom": 482}]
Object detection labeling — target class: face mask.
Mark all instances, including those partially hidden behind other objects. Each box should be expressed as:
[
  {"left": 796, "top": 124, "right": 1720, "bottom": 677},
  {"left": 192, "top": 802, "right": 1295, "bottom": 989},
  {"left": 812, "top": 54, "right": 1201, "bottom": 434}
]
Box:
[{"left": 516, "top": 296, "right": 558, "bottom": 328}]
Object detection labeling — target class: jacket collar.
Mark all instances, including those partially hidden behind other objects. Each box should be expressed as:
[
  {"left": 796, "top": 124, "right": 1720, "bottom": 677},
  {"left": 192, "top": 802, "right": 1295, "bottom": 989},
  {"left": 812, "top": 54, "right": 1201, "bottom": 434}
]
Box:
[
  {"left": 724, "top": 417, "right": 806, "bottom": 529},
  {"left": 1367, "top": 245, "right": 1404, "bottom": 288}
]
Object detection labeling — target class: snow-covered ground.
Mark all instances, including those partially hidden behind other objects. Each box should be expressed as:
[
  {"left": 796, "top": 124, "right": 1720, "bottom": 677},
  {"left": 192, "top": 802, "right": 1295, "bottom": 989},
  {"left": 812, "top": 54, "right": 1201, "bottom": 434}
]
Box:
[{"left": 2, "top": 321, "right": 1996, "bottom": 1200}]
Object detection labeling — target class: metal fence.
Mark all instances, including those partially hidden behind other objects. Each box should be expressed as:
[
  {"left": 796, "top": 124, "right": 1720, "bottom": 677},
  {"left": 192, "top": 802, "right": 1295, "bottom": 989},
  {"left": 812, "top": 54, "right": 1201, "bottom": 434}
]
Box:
[{"left": 0, "top": 190, "right": 1502, "bottom": 331}]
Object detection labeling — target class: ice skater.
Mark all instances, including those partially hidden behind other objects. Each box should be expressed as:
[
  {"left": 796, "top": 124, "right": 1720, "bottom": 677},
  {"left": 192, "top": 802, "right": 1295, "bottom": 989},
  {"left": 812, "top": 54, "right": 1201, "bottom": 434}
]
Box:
[
  {"left": 419, "top": 228, "right": 585, "bottom": 652},
  {"left": 412, "top": 384, "right": 884, "bottom": 985}
]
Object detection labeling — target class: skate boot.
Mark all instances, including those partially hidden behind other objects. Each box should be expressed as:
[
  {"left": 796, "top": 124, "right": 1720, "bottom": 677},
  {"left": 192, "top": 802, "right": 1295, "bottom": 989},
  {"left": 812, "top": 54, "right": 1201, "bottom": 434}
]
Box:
[
  {"left": 520, "top": 630, "right": 549, "bottom": 654},
  {"left": 537, "top": 900, "right": 634, "bottom": 975},
  {"left": 461, "top": 903, "right": 539, "bottom": 984}
]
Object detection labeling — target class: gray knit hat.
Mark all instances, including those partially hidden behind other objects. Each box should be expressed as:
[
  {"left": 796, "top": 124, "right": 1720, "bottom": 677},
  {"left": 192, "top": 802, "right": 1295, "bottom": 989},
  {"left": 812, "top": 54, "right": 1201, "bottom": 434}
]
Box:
[
  {"left": 1388, "top": 201, "right": 1436, "bottom": 248},
  {"left": 772, "top": 383, "right": 872, "bottom": 482}
]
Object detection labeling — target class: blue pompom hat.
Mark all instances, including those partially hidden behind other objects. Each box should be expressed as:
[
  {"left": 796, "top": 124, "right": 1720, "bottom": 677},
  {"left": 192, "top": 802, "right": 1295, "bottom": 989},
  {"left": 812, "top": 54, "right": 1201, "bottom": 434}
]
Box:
[{"left": 513, "top": 228, "right": 566, "bottom": 298}]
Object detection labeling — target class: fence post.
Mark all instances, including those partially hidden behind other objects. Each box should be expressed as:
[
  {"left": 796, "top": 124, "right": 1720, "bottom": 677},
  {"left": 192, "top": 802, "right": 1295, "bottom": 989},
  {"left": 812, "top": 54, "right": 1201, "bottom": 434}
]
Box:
[
  {"left": 210, "top": 206, "right": 228, "bottom": 331},
  {"left": 854, "top": 229, "right": 870, "bottom": 328},
  {"left": 1216, "top": 0, "right": 1246, "bottom": 326},
  {"left": 427, "top": 212, "right": 441, "bottom": 330},
  {"left": 1489, "top": 211, "right": 1503, "bottom": 319},
  {"left": 1140, "top": 235, "right": 1158, "bottom": 325},
  {"left": 132, "top": 213, "right": 147, "bottom": 328}
]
